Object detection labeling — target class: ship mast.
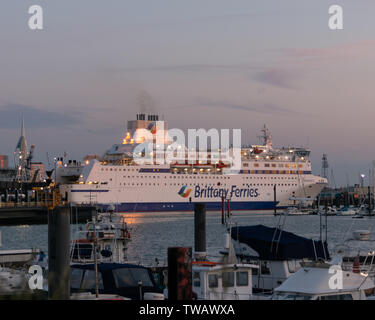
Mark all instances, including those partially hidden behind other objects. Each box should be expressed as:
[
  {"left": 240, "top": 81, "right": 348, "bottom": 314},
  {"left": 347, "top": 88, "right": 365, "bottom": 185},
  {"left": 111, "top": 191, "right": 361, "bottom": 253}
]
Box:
[{"left": 259, "top": 124, "right": 272, "bottom": 149}]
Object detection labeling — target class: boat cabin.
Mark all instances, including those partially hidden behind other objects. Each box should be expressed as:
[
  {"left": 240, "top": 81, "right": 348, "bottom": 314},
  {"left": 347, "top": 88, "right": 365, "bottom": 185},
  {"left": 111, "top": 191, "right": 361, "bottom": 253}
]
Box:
[{"left": 192, "top": 262, "right": 258, "bottom": 300}]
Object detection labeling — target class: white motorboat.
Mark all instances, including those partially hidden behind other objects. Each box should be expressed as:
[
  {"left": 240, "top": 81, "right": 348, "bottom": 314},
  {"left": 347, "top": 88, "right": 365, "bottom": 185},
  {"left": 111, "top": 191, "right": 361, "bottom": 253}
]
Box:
[
  {"left": 284, "top": 206, "right": 311, "bottom": 216},
  {"left": 70, "top": 211, "right": 132, "bottom": 264},
  {"left": 338, "top": 206, "right": 357, "bottom": 216},
  {"left": 318, "top": 206, "right": 337, "bottom": 216},
  {"left": 272, "top": 257, "right": 375, "bottom": 300}
]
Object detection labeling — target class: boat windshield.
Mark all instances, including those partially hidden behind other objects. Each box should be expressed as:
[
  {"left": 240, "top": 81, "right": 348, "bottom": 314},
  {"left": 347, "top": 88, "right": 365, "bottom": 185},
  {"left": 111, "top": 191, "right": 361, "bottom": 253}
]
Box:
[{"left": 113, "top": 267, "right": 154, "bottom": 288}]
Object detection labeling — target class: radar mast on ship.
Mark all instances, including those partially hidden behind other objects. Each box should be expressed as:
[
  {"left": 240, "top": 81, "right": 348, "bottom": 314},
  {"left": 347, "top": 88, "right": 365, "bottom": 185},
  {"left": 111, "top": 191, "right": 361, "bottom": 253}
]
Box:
[{"left": 259, "top": 124, "right": 272, "bottom": 149}]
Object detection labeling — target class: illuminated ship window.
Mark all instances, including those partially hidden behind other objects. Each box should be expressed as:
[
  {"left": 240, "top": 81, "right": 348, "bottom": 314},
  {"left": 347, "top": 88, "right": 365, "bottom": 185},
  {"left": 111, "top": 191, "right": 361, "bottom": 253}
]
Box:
[
  {"left": 265, "top": 164, "right": 270, "bottom": 167},
  {"left": 271, "top": 164, "right": 276, "bottom": 168},
  {"left": 254, "top": 163, "right": 259, "bottom": 167}
]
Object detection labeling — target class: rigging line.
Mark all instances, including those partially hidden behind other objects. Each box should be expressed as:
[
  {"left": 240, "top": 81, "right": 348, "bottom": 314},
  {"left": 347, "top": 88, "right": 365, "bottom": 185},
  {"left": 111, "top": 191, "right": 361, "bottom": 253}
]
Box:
[
  {"left": 338, "top": 195, "right": 368, "bottom": 250},
  {"left": 339, "top": 217, "right": 357, "bottom": 248}
]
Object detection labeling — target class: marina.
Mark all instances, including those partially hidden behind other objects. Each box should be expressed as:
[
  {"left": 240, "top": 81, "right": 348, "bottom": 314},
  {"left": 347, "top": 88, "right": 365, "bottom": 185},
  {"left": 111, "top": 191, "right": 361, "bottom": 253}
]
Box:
[
  {"left": 0, "top": 112, "right": 375, "bottom": 301},
  {"left": 3, "top": 1, "right": 375, "bottom": 311}
]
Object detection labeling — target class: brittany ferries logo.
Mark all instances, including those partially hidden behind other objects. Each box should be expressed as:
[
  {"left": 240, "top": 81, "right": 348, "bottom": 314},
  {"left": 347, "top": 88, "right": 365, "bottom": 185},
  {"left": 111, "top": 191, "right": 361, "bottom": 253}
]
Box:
[
  {"left": 178, "top": 186, "right": 192, "bottom": 198},
  {"left": 178, "top": 185, "right": 259, "bottom": 199}
]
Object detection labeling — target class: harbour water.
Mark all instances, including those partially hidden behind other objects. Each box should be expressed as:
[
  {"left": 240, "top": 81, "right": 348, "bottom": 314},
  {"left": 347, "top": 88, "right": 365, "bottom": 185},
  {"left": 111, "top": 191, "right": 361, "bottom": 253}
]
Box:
[{"left": 1, "top": 211, "right": 375, "bottom": 265}]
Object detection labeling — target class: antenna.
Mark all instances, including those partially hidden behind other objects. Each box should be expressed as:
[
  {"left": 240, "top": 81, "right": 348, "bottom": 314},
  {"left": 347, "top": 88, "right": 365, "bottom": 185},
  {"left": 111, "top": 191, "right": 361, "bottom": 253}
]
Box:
[
  {"left": 46, "top": 152, "right": 51, "bottom": 168},
  {"left": 322, "top": 154, "right": 329, "bottom": 179},
  {"left": 258, "top": 124, "right": 272, "bottom": 148},
  {"left": 330, "top": 169, "right": 337, "bottom": 189}
]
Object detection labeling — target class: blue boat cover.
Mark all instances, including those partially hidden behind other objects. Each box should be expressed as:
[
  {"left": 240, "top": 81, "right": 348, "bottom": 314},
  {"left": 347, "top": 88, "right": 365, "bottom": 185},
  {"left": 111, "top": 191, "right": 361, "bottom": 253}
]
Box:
[{"left": 231, "top": 225, "right": 330, "bottom": 261}]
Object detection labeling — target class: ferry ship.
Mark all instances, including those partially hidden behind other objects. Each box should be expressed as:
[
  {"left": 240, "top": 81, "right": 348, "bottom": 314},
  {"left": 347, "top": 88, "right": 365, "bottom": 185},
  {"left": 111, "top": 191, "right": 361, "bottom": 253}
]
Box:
[{"left": 58, "top": 114, "right": 327, "bottom": 212}]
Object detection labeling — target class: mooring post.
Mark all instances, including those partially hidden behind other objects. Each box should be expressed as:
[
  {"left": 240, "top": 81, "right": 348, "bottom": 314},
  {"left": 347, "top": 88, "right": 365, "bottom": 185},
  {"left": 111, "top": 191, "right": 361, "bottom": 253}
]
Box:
[
  {"left": 15, "top": 189, "right": 19, "bottom": 205},
  {"left": 48, "top": 205, "right": 71, "bottom": 299},
  {"left": 194, "top": 203, "right": 206, "bottom": 261},
  {"left": 167, "top": 247, "right": 192, "bottom": 300}
]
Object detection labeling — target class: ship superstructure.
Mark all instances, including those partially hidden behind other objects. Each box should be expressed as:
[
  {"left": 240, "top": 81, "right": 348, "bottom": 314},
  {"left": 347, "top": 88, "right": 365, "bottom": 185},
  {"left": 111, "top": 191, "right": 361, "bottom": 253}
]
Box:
[{"left": 58, "top": 114, "right": 327, "bottom": 212}]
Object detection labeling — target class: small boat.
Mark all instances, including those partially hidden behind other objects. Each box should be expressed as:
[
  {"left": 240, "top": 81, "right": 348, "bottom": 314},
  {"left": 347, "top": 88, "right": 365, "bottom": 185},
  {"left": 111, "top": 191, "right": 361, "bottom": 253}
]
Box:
[
  {"left": 284, "top": 206, "right": 311, "bottom": 216},
  {"left": 228, "top": 224, "right": 330, "bottom": 294},
  {"left": 0, "top": 248, "right": 40, "bottom": 267},
  {"left": 318, "top": 206, "right": 337, "bottom": 216},
  {"left": 70, "top": 263, "right": 164, "bottom": 300},
  {"left": 70, "top": 211, "right": 131, "bottom": 264},
  {"left": 338, "top": 207, "right": 357, "bottom": 216},
  {"left": 272, "top": 258, "right": 375, "bottom": 300}
]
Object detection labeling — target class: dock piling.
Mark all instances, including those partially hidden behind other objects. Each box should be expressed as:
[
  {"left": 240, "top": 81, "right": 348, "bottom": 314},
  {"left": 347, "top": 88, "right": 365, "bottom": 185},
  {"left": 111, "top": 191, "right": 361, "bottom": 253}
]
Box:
[
  {"left": 167, "top": 247, "right": 192, "bottom": 300},
  {"left": 48, "top": 205, "right": 71, "bottom": 300},
  {"left": 194, "top": 203, "right": 206, "bottom": 261}
]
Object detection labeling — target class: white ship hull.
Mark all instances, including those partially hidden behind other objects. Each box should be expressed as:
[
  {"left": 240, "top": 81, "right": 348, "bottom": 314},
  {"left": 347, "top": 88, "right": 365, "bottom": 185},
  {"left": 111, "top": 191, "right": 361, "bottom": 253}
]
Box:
[{"left": 59, "top": 161, "right": 326, "bottom": 213}]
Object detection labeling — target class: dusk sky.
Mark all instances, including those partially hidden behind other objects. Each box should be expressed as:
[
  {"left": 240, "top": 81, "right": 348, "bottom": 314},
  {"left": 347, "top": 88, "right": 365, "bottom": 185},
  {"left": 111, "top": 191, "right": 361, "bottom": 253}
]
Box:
[{"left": 1, "top": 0, "right": 375, "bottom": 186}]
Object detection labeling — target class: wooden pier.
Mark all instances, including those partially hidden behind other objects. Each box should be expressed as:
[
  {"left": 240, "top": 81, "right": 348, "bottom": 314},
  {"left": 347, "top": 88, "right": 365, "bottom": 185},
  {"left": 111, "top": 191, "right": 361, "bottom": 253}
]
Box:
[{"left": 0, "top": 202, "right": 95, "bottom": 226}]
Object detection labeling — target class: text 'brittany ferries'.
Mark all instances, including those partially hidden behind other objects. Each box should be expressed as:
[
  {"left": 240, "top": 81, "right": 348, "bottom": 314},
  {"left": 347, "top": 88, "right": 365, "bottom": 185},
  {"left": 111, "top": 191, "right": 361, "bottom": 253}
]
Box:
[{"left": 194, "top": 185, "right": 259, "bottom": 199}]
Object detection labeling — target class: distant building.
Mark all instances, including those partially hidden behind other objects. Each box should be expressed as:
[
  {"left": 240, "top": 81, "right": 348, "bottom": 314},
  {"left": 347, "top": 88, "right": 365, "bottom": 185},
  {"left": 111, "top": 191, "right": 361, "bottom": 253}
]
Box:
[
  {"left": 0, "top": 155, "right": 8, "bottom": 169},
  {"left": 30, "top": 162, "right": 45, "bottom": 182},
  {"left": 319, "top": 185, "right": 374, "bottom": 206}
]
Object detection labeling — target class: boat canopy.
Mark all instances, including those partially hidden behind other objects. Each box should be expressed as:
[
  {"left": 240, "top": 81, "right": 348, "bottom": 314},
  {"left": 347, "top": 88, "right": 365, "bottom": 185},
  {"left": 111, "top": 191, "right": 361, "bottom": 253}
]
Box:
[{"left": 231, "top": 225, "right": 330, "bottom": 261}]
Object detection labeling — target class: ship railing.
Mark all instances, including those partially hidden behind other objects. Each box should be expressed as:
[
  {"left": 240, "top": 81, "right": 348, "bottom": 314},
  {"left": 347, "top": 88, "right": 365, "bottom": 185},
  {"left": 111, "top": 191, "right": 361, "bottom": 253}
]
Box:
[
  {"left": 0, "top": 201, "right": 46, "bottom": 208},
  {"left": 0, "top": 201, "right": 95, "bottom": 209}
]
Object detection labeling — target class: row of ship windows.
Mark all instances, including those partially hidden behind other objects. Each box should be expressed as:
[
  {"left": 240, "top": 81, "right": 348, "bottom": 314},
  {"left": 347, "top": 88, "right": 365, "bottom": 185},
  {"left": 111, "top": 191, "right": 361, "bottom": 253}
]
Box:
[
  {"left": 243, "top": 163, "right": 305, "bottom": 168},
  {"left": 99, "top": 183, "right": 300, "bottom": 187},
  {"left": 92, "top": 176, "right": 299, "bottom": 184},
  {"left": 99, "top": 164, "right": 306, "bottom": 171},
  {"left": 101, "top": 168, "right": 139, "bottom": 172},
  {"left": 117, "top": 176, "right": 299, "bottom": 180}
]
